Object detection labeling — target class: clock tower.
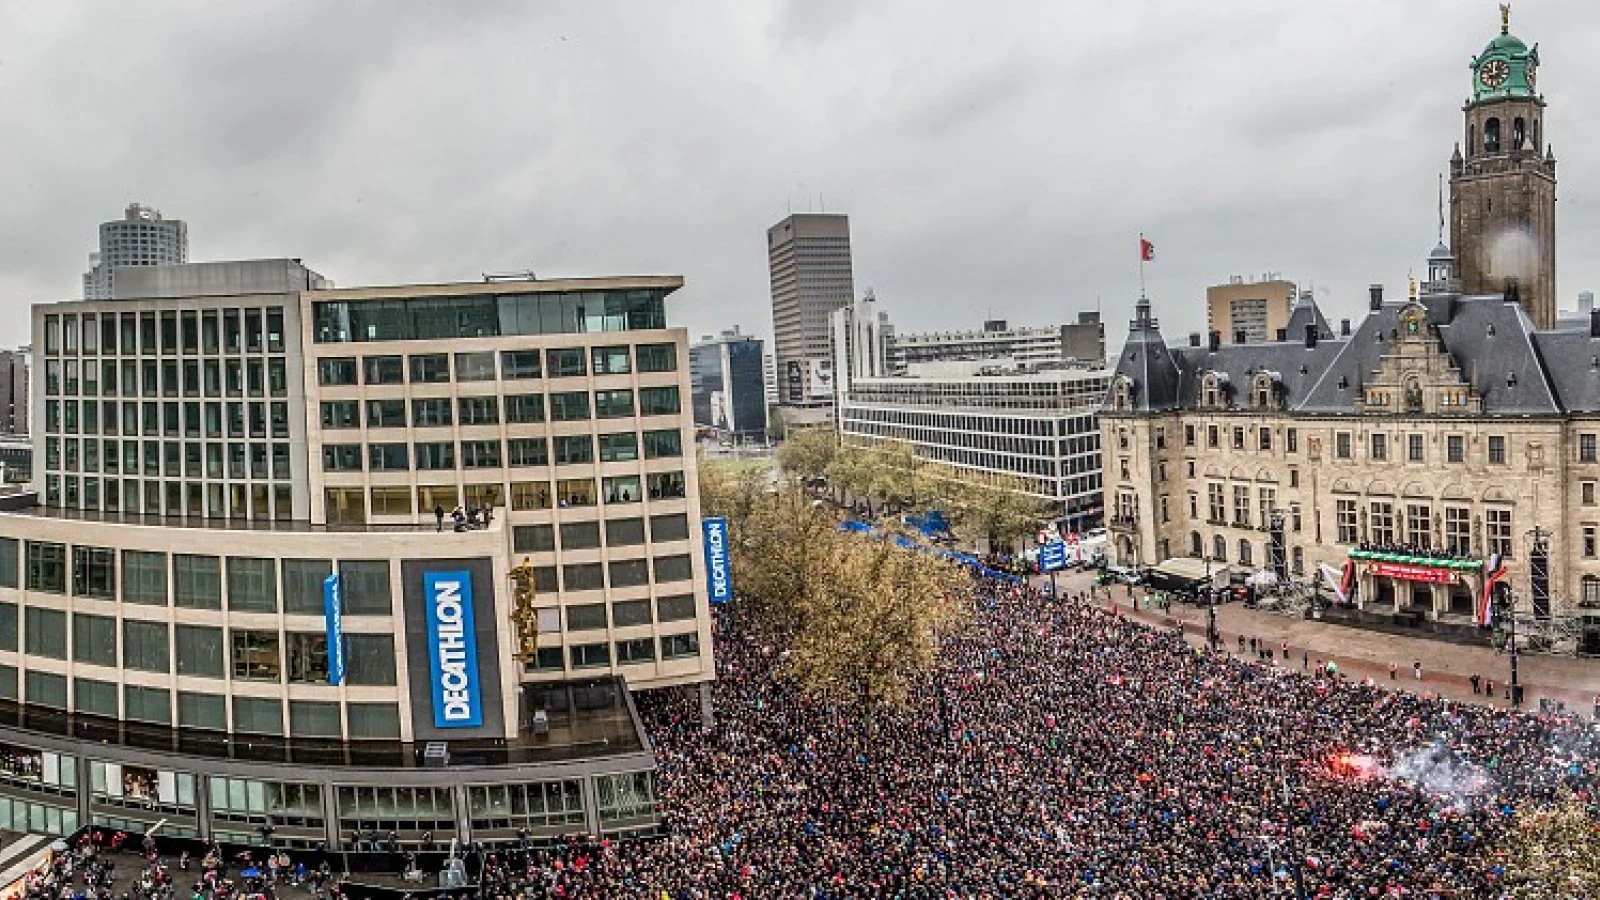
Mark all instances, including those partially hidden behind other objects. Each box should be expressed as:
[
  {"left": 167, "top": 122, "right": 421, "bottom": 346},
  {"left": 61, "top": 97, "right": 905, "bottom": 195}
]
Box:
[{"left": 1449, "top": 5, "right": 1556, "bottom": 329}]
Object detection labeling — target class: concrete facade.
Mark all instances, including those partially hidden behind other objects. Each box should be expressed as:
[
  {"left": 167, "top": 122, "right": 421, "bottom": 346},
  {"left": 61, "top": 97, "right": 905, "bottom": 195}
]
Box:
[
  {"left": 767, "top": 213, "right": 854, "bottom": 408},
  {"left": 1205, "top": 278, "right": 1296, "bottom": 345}
]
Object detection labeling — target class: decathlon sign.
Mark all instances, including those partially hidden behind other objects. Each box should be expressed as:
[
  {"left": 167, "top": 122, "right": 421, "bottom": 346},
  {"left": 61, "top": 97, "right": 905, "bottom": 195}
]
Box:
[
  {"left": 702, "top": 516, "right": 732, "bottom": 604},
  {"left": 423, "top": 571, "right": 483, "bottom": 728}
]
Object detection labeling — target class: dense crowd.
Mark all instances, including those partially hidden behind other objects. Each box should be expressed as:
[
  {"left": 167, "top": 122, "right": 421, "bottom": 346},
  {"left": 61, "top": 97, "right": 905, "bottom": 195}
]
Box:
[{"left": 496, "top": 576, "right": 1600, "bottom": 897}]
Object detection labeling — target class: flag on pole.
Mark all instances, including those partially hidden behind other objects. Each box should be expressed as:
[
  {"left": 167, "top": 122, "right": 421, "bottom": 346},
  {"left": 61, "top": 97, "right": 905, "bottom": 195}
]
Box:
[
  {"left": 1140, "top": 237, "right": 1156, "bottom": 262},
  {"left": 1478, "top": 554, "right": 1507, "bottom": 626}
]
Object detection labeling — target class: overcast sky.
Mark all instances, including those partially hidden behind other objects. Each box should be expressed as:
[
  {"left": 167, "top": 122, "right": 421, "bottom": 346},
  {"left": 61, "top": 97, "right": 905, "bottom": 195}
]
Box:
[{"left": 0, "top": 0, "right": 1597, "bottom": 346}]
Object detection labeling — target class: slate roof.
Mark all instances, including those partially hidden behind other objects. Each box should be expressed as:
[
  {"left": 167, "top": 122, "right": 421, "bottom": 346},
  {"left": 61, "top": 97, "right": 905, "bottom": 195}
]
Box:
[{"left": 1106, "top": 288, "right": 1588, "bottom": 416}]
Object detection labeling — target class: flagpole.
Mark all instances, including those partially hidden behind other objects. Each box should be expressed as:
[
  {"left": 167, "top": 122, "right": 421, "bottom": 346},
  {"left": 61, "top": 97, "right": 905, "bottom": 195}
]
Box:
[{"left": 1138, "top": 232, "right": 1147, "bottom": 299}]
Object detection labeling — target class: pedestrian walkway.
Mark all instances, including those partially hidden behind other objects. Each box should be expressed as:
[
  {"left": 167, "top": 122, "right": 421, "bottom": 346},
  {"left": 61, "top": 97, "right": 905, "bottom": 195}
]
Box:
[{"left": 1042, "top": 568, "right": 1600, "bottom": 716}]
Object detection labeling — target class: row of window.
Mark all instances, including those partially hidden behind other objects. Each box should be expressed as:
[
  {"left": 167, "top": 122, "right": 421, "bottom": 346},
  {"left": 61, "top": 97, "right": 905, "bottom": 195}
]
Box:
[
  {"left": 323, "top": 471, "right": 688, "bottom": 520},
  {"left": 316, "top": 345, "right": 677, "bottom": 387},
  {"left": 1331, "top": 499, "right": 1510, "bottom": 556},
  {"left": 2, "top": 608, "right": 395, "bottom": 685},
  {"left": 1185, "top": 533, "right": 1305, "bottom": 574},
  {"left": 524, "top": 633, "right": 701, "bottom": 672},
  {"left": 47, "top": 438, "right": 291, "bottom": 479},
  {"left": 1, "top": 542, "right": 392, "bottom": 613},
  {"left": 45, "top": 477, "right": 292, "bottom": 520},
  {"left": 510, "top": 517, "right": 689, "bottom": 552},
  {"left": 319, "top": 387, "right": 682, "bottom": 429},
  {"left": 44, "top": 357, "right": 290, "bottom": 401},
  {"left": 322, "top": 432, "right": 683, "bottom": 472},
  {"left": 311, "top": 290, "right": 670, "bottom": 343},
  {"left": 3, "top": 670, "right": 398, "bottom": 738},
  {"left": 44, "top": 400, "right": 292, "bottom": 440},
  {"left": 43, "top": 309, "right": 285, "bottom": 357},
  {"left": 1172, "top": 422, "right": 1519, "bottom": 466}
]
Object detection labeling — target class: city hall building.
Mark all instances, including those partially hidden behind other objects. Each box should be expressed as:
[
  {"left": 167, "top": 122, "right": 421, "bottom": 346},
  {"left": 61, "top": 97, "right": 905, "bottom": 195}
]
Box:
[
  {"left": 0, "top": 258, "right": 714, "bottom": 846},
  {"left": 1102, "top": 15, "right": 1600, "bottom": 653}
]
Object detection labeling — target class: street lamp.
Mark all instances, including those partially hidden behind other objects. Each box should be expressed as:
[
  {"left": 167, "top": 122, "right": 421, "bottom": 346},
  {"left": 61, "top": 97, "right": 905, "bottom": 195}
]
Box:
[{"left": 1204, "top": 554, "right": 1219, "bottom": 651}]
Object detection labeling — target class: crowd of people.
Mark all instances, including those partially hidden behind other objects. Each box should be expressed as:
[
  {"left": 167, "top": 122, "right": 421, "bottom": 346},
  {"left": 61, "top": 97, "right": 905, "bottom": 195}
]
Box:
[
  {"left": 500, "top": 572, "right": 1597, "bottom": 897},
  {"left": 21, "top": 571, "right": 1597, "bottom": 897}
]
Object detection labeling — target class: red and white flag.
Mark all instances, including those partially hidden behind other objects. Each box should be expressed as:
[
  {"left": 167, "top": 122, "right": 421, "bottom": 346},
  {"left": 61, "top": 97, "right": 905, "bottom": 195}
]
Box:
[{"left": 1139, "top": 237, "right": 1155, "bottom": 262}]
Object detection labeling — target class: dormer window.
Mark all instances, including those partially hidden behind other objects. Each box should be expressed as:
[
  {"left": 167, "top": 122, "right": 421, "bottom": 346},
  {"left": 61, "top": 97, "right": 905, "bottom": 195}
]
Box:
[
  {"left": 1111, "top": 376, "right": 1135, "bottom": 411},
  {"left": 1252, "top": 373, "right": 1277, "bottom": 409},
  {"left": 1404, "top": 378, "right": 1424, "bottom": 412}
]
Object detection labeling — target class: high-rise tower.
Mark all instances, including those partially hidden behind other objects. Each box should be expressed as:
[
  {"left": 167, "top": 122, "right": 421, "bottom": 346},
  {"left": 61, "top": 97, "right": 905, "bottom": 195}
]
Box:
[
  {"left": 1448, "top": 7, "right": 1556, "bottom": 328},
  {"left": 82, "top": 203, "right": 189, "bottom": 300},
  {"left": 767, "top": 213, "right": 854, "bottom": 408}
]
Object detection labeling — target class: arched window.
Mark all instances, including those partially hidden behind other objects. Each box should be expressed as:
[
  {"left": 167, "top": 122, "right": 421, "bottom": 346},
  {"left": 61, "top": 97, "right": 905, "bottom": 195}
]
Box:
[
  {"left": 1239, "top": 539, "right": 1254, "bottom": 567},
  {"left": 1213, "top": 534, "right": 1227, "bottom": 562},
  {"left": 1532, "top": 119, "right": 1540, "bottom": 151},
  {"left": 1190, "top": 531, "right": 1203, "bottom": 556},
  {"left": 1468, "top": 124, "right": 1476, "bottom": 156},
  {"left": 1485, "top": 117, "right": 1501, "bottom": 153}
]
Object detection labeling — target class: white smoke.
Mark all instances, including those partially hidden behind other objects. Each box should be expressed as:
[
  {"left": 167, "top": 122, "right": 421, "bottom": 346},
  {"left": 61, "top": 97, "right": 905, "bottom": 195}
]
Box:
[
  {"left": 1488, "top": 227, "right": 1540, "bottom": 281},
  {"left": 1387, "top": 744, "right": 1488, "bottom": 805}
]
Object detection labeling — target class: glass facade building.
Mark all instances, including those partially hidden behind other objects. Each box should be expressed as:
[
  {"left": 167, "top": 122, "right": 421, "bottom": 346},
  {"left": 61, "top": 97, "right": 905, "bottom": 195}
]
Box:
[{"left": 4, "top": 264, "right": 712, "bottom": 847}]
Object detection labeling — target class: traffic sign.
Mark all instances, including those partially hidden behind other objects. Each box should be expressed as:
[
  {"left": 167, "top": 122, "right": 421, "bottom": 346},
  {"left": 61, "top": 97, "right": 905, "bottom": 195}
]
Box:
[{"left": 1040, "top": 541, "right": 1068, "bottom": 573}]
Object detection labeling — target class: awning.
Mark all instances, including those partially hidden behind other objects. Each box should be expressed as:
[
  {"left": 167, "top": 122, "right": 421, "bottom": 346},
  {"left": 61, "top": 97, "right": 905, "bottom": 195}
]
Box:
[{"left": 1153, "top": 557, "right": 1215, "bottom": 581}]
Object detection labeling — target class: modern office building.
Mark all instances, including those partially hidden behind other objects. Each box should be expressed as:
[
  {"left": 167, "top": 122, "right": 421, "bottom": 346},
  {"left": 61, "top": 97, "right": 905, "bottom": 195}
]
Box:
[
  {"left": 828, "top": 295, "right": 893, "bottom": 407},
  {"left": 767, "top": 213, "right": 854, "bottom": 408},
  {"left": 3, "top": 259, "right": 714, "bottom": 845},
  {"left": 838, "top": 362, "right": 1110, "bottom": 528},
  {"left": 887, "top": 313, "right": 1105, "bottom": 372},
  {"left": 0, "top": 351, "right": 27, "bottom": 437},
  {"left": 689, "top": 328, "right": 767, "bottom": 441},
  {"left": 82, "top": 204, "right": 190, "bottom": 301},
  {"left": 1206, "top": 277, "right": 1296, "bottom": 345}
]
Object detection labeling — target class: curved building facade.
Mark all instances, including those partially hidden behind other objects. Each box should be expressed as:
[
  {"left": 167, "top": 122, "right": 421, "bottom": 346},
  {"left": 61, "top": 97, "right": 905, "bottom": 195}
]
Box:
[{"left": 6, "top": 261, "right": 716, "bottom": 847}]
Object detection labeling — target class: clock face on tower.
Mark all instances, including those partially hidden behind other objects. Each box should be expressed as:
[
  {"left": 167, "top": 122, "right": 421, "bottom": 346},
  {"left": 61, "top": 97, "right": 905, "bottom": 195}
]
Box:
[{"left": 1480, "top": 59, "right": 1510, "bottom": 88}]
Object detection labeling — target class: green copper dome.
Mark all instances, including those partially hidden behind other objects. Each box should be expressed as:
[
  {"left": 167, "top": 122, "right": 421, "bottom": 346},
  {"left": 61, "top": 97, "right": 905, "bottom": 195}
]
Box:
[{"left": 1470, "top": 9, "right": 1539, "bottom": 101}]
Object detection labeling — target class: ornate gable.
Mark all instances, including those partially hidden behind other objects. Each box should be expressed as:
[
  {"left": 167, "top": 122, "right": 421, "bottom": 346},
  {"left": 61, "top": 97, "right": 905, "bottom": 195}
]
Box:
[{"left": 1357, "top": 303, "right": 1482, "bottom": 415}]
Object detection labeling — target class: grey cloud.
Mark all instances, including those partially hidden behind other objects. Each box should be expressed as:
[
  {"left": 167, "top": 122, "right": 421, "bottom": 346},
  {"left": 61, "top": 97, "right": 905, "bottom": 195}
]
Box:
[{"left": 0, "top": 0, "right": 1597, "bottom": 349}]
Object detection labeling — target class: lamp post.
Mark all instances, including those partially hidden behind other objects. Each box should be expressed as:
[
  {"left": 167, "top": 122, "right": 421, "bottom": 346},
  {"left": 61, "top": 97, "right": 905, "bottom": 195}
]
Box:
[{"left": 1204, "top": 554, "right": 1219, "bottom": 651}]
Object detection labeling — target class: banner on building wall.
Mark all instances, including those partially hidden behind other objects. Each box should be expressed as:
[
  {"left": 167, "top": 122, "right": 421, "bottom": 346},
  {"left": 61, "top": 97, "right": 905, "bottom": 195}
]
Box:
[
  {"left": 807, "top": 358, "right": 834, "bottom": 399},
  {"left": 323, "top": 573, "right": 346, "bottom": 686},
  {"left": 1366, "top": 561, "right": 1458, "bottom": 584},
  {"left": 423, "top": 570, "right": 483, "bottom": 728},
  {"left": 786, "top": 361, "right": 803, "bottom": 402},
  {"left": 702, "top": 516, "right": 733, "bottom": 604}
]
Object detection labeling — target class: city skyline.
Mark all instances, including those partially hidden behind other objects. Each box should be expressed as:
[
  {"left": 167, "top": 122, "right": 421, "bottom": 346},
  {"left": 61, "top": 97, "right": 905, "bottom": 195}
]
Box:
[{"left": 0, "top": 3, "right": 1598, "bottom": 345}]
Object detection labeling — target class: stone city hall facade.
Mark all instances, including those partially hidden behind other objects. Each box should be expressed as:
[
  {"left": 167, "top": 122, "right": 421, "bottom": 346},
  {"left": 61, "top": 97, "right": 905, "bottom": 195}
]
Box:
[{"left": 1101, "top": 14, "right": 1600, "bottom": 652}]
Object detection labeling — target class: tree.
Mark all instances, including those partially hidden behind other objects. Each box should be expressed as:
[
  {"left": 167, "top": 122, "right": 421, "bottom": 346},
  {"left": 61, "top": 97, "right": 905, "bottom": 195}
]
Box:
[
  {"left": 788, "top": 535, "right": 969, "bottom": 706},
  {"left": 943, "top": 467, "right": 1057, "bottom": 553},
  {"left": 698, "top": 462, "right": 971, "bottom": 706},
  {"left": 1502, "top": 794, "right": 1600, "bottom": 898},
  {"left": 776, "top": 425, "right": 838, "bottom": 487}
]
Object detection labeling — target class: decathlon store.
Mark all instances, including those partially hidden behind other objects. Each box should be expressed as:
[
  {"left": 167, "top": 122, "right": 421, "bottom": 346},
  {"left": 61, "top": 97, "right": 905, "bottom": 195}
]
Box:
[{"left": 0, "top": 506, "right": 663, "bottom": 846}]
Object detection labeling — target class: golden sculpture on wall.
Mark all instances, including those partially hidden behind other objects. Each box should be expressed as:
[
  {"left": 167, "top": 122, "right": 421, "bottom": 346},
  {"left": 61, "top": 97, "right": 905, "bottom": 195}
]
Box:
[{"left": 509, "top": 556, "right": 540, "bottom": 662}]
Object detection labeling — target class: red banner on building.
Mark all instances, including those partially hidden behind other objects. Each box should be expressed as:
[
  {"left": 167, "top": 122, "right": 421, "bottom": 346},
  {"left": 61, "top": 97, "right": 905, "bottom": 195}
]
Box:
[{"left": 1366, "top": 561, "right": 1458, "bottom": 584}]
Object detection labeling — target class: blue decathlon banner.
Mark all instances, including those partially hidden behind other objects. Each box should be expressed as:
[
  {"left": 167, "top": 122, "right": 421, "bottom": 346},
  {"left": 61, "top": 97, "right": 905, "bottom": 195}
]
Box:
[
  {"left": 1040, "top": 542, "right": 1068, "bottom": 573},
  {"left": 323, "top": 573, "right": 346, "bottom": 686},
  {"left": 423, "top": 570, "right": 483, "bottom": 728},
  {"left": 702, "top": 516, "right": 733, "bottom": 604}
]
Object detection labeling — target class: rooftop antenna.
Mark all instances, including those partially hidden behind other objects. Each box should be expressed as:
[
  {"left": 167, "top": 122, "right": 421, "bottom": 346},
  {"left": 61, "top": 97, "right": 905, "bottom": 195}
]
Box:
[{"left": 819, "top": 191, "right": 825, "bottom": 213}]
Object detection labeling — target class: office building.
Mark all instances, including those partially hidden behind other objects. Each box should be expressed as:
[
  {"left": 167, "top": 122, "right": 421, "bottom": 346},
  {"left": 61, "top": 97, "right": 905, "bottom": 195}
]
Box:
[
  {"left": 887, "top": 313, "right": 1104, "bottom": 373},
  {"left": 839, "top": 362, "right": 1110, "bottom": 528},
  {"left": 0, "top": 350, "right": 27, "bottom": 436},
  {"left": 6, "top": 259, "right": 714, "bottom": 845},
  {"left": 689, "top": 328, "right": 767, "bottom": 441},
  {"left": 82, "top": 204, "right": 190, "bottom": 301},
  {"left": 767, "top": 213, "right": 854, "bottom": 408},
  {"left": 1206, "top": 277, "right": 1296, "bottom": 345},
  {"left": 829, "top": 295, "right": 893, "bottom": 406}
]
